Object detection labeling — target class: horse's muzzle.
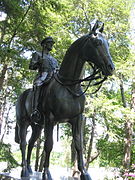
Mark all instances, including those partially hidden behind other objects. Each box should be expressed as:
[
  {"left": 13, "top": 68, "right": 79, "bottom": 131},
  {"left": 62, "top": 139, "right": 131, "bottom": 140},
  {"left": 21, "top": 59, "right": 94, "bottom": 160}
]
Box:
[{"left": 102, "top": 63, "right": 115, "bottom": 76}]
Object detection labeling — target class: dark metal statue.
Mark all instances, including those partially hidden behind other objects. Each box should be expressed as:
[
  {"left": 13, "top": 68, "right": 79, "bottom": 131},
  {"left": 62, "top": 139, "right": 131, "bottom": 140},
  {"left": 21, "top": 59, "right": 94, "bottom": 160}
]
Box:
[
  {"left": 15, "top": 20, "right": 115, "bottom": 180},
  {"left": 29, "top": 36, "right": 58, "bottom": 121}
]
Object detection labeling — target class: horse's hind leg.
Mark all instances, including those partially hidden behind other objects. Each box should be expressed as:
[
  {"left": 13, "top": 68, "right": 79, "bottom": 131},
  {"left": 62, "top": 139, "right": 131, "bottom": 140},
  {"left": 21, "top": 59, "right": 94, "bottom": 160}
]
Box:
[
  {"left": 18, "top": 122, "right": 29, "bottom": 177},
  {"left": 27, "top": 123, "right": 42, "bottom": 173},
  {"left": 71, "top": 115, "right": 92, "bottom": 180}
]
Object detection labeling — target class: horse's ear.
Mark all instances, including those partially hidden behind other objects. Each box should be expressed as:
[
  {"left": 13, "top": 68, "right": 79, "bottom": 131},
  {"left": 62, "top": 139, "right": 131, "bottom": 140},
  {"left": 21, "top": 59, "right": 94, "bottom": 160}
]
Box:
[
  {"left": 99, "top": 23, "right": 104, "bottom": 33},
  {"left": 89, "top": 23, "right": 92, "bottom": 32},
  {"left": 91, "top": 20, "right": 99, "bottom": 33}
]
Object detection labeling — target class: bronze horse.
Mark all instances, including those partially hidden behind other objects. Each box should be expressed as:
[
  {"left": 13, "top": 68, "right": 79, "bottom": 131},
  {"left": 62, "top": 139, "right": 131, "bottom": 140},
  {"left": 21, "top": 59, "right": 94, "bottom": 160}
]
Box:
[{"left": 15, "top": 21, "right": 114, "bottom": 180}]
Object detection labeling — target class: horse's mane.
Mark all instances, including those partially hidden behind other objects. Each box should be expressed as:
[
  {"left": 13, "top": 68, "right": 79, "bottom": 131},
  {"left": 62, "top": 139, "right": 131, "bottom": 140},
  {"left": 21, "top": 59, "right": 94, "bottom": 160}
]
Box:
[{"left": 63, "top": 34, "right": 89, "bottom": 61}]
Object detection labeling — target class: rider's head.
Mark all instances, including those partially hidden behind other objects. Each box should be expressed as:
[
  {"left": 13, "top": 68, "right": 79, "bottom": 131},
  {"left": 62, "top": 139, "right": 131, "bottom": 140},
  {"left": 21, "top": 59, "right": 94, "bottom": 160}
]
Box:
[{"left": 41, "top": 37, "right": 55, "bottom": 51}]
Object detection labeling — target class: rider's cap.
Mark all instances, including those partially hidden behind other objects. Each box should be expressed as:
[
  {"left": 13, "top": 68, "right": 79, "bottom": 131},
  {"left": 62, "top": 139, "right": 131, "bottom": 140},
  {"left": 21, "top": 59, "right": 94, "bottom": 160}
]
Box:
[{"left": 41, "top": 37, "right": 55, "bottom": 46}]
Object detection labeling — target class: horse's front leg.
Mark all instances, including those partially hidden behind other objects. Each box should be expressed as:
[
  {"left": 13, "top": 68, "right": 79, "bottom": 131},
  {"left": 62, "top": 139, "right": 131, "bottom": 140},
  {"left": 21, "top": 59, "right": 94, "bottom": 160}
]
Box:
[
  {"left": 18, "top": 123, "right": 29, "bottom": 177},
  {"left": 71, "top": 115, "right": 92, "bottom": 180},
  {"left": 42, "top": 118, "right": 54, "bottom": 180}
]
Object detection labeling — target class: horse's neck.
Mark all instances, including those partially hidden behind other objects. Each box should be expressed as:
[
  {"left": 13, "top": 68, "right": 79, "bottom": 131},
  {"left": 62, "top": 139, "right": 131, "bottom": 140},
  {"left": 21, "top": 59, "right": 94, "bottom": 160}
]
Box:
[{"left": 59, "top": 54, "right": 85, "bottom": 81}]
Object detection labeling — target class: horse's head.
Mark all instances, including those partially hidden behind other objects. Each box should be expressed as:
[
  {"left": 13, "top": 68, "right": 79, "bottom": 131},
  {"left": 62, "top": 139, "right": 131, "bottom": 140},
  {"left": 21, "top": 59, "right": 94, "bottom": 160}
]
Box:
[{"left": 81, "top": 21, "right": 115, "bottom": 76}]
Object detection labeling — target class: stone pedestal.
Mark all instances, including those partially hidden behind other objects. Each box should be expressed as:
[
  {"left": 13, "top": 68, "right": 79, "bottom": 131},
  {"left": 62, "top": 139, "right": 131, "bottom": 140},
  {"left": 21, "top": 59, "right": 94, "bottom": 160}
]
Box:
[
  {"left": 0, "top": 172, "right": 42, "bottom": 180},
  {"left": 0, "top": 173, "right": 19, "bottom": 180},
  {"left": 0, "top": 172, "right": 78, "bottom": 180}
]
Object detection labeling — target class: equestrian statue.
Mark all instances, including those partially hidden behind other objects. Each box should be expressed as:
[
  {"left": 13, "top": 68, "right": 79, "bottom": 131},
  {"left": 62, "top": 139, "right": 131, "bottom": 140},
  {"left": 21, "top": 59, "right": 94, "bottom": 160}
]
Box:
[{"left": 15, "top": 20, "right": 115, "bottom": 180}]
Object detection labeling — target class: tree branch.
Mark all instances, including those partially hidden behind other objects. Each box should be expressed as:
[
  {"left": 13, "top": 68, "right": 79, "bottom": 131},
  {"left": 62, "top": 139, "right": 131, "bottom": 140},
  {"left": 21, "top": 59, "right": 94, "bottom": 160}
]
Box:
[{"left": 8, "top": 0, "right": 34, "bottom": 47}]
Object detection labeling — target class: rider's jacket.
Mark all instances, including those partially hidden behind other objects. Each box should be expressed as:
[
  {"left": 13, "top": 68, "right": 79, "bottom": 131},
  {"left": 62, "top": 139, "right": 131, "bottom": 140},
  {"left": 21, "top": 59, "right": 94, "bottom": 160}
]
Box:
[{"left": 29, "top": 51, "right": 58, "bottom": 86}]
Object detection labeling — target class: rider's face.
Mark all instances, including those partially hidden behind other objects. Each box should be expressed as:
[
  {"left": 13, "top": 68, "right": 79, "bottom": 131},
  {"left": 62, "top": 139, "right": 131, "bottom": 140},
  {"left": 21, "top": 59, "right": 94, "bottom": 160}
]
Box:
[{"left": 44, "top": 41, "right": 54, "bottom": 51}]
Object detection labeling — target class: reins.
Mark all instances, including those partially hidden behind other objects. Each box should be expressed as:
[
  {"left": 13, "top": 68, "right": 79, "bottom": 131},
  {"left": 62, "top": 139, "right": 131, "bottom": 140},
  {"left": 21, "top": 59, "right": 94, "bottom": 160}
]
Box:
[
  {"left": 54, "top": 69, "right": 107, "bottom": 97},
  {"left": 55, "top": 68, "right": 100, "bottom": 86}
]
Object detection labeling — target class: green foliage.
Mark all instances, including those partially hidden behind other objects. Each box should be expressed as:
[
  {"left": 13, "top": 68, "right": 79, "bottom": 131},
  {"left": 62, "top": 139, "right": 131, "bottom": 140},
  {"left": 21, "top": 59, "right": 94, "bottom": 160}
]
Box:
[
  {"left": 50, "top": 150, "right": 71, "bottom": 167},
  {"left": 97, "top": 139, "right": 124, "bottom": 167},
  {"left": 60, "top": 123, "right": 72, "bottom": 139},
  {"left": 0, "top": 142, "right": 19, "bottom": 171}
]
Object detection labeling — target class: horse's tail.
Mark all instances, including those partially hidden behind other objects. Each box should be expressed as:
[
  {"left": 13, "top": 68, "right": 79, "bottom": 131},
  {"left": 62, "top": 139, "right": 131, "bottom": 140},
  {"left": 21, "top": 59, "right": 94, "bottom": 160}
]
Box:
[{"left": 15, "top": 124, "right": 20, "bottom": 144}]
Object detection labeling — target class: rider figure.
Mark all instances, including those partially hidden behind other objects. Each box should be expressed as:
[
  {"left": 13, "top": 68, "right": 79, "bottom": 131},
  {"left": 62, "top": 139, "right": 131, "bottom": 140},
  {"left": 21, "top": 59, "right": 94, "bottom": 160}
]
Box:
[{"left": 29, "top": 36, "right": 58, "bottom": 121}]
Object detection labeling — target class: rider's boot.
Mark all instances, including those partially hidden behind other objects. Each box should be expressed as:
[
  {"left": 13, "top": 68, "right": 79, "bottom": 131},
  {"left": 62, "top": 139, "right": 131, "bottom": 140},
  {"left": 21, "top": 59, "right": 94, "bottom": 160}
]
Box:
[{"left": 31, "top": 86, "right": 41, "bottom": 122}]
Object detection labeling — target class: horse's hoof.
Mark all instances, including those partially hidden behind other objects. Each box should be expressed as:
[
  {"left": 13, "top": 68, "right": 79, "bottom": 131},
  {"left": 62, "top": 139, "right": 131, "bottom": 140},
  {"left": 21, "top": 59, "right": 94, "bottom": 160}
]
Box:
[
  {"left": 42, "top": 174, "right": 53, "bottom": 180},
  {"left": 80, "top": 172, "right": 92, "bottom": 180},
  {"left": 27, "top": 165, "right": 33, "bottom": 174},
  {"left": 21, "top": 169, "right": 29, "bottom": 177},
  {"left": 42, "top": 169, "right": 53, "bottom": 180}
]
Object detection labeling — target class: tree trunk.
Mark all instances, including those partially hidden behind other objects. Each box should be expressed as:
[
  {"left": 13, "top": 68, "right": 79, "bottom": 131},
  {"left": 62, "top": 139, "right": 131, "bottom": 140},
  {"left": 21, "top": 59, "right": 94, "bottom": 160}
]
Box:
[
  {"left": 120, "top": 77, "right": 126, "bottom": 108},
  {"left": 123, "top": 120, "right": 133, "bottom": 169},
  {"left": 1, "top": 105, "right": 11, "bottom": 142},
  {"left": 0, "top": 93, "right": 7, "bottom": 138},
  {"left": 0, "top": 65, "right": 7, "bottom": 136},
  {"left": 86, "top": 112, "right": 96, "bottom": 170},
  {"left": 120, "top": 76, "right": 133, "bottom": 169},
  {"left": 0, "top": 64, "right": 7, "bottom": 91}
]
